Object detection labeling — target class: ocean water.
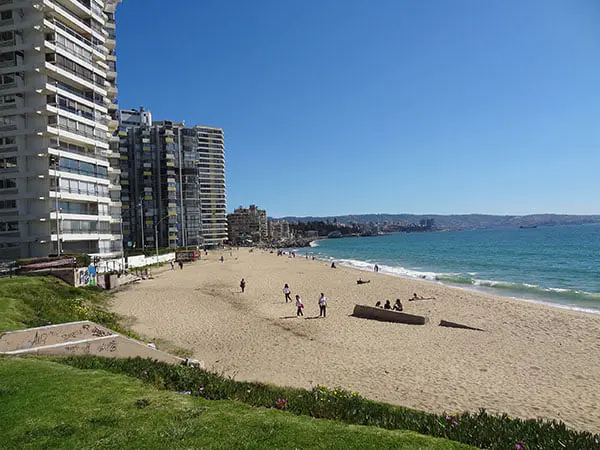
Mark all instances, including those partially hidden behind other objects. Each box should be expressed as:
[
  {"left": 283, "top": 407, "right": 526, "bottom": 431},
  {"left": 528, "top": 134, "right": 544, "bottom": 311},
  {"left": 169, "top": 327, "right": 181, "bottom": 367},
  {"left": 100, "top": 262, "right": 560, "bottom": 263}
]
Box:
[{"left": 296, "top": 224, "right": 600, "bottom": 314}]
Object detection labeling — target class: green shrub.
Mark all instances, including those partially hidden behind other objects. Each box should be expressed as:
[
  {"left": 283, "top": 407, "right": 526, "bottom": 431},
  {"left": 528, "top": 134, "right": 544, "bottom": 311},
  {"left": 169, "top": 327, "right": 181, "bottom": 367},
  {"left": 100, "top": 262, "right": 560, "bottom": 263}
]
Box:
[{"left": 58, "top": 356, "right": 600, "bottom": 450}]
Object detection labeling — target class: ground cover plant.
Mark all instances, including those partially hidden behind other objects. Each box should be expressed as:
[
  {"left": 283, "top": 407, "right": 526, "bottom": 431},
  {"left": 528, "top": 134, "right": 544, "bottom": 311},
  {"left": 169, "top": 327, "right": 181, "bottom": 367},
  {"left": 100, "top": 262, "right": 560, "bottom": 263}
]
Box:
[
  {"left": 0, "top": 358, "right": 471, "bottom": 449},
  {"left": 58, "top": 356, "right": 600, "bottom": 450}
]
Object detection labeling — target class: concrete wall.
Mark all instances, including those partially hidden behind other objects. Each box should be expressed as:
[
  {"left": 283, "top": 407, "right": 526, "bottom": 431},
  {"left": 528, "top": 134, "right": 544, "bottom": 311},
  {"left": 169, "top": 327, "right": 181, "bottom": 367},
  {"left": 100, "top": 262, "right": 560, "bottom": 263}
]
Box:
[
  {"left": 95, "top": 252, "right": 176, "bottom": 273},
  {"left": 0, "top": 321, "right": 185, "bottom": 365},
  {"left": 0, "top": 321, "right": 114, "bottom": 352},
  {"left": 352, "top": 304, "right": 428, "bottom": 325},
  {"left": 27, "top": 335, "right": 183, "bottom": 365}
]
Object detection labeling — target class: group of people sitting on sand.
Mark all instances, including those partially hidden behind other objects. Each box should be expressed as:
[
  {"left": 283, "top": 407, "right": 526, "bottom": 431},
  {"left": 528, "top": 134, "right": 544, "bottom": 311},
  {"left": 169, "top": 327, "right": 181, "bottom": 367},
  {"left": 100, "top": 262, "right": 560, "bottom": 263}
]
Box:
[{"left": 375, "top": 299, "right": 403, "bottom": 311}]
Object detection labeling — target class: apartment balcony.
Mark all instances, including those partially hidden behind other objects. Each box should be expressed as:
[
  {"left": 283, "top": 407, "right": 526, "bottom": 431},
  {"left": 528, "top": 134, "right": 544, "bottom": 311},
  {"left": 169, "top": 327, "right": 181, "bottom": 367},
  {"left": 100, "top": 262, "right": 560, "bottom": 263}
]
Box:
[
  {"left": 107, "top": 116, "right": 118, "bottom": 129},
  {"left": 105, "top": 36, "right": 115, "bottom": 50},
  {"left": 44, "top": 122, "right": 109, "bottom": 150},
  {"left": 104, "top": 1, "right": 118, "bottom": 13},
  {"left": 48, "top": 143, "right": 108, "bottom": 164},
  {"left": 41, "top": 61, "right": 108, "bottom": 98},
  {"left": 37, "top": 0, "right": 94, "bottom": 37},
  {"left": 41, "top": 80, "right": 107, "bottom": 113}
]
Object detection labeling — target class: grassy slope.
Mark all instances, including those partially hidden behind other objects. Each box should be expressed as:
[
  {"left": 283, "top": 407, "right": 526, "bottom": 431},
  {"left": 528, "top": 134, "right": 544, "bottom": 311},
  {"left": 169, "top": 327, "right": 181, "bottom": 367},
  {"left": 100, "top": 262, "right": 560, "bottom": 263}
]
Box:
[
  {"left": 0, "top": 277, "right": 124, "bottom": 334},
  {"left": 0, "top": 358, "right": 472, "bottom": 450}
]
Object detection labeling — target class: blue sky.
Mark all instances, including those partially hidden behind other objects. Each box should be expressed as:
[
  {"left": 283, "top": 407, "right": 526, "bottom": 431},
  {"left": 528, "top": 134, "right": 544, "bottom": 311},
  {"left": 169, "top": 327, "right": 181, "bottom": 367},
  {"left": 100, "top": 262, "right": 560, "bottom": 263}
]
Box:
[{"left": 116, "top": 0, "right": 600, "bottom": 217}]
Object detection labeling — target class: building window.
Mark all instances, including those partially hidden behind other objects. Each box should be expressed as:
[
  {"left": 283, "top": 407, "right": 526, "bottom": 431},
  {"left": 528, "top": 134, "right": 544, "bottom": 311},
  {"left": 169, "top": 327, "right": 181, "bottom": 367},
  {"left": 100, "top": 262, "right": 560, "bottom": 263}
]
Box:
[
  {"left": 0, "top": 115, "right": 15, "bottom": 125},
  {"left": 0, "top": 221, "right": 18, "bottom": 231},
  {"left": 0, "top": 157, "right": 17, "bottom": 169},
  {"left": 0, "top": 136, "right": 15, "bottom": 145},
  {"left": 0, "top": 51, "right": 14, "bottom": 64},
  {"left": 0, "top": 73, "right": 15, "bottom": 85},
  {"left": 0, "top": 94, "right": 15, "bottom": 105},
  {"left": 0, "top": 199, "right": 17, "bottom": 209},
  {"left": 0, "top": 178, "right": 16, "bottom": 189}
]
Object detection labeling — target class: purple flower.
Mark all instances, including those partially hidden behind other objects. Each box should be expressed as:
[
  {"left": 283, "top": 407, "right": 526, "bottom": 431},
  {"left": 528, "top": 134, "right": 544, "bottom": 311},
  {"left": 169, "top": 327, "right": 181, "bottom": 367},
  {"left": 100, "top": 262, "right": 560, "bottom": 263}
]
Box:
[
  {"left": 142, "top": 370, "right": 148, "bottom": 375},
  {"left": 515, "top": 445, "right": 522, "bottom": 450},
  {"left": 199, "top": 386, "right": 205, "bottom": 391},
  {"left": 445, "top": 415, "right": 451, "bottom": 421},
  {"left": 453, "top": 420, "right": 459, "bottom": 426},
  {"left": 275, "top": 398, "right": 288, "bottom": 409}
]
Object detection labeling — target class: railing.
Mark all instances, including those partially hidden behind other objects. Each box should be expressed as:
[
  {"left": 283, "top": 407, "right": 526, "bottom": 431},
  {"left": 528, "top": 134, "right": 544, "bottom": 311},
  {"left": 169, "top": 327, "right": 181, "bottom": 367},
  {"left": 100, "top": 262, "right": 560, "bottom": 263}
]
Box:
[
  {"left": 49, "top": 102, "right": 95, "bottom": 120},
  {"left": 50, "top": 78, "right": 104, "bottom": 107},
  {"left": 73, "top": 0, "right": 91, "bottom": 10},
  {"left": 51, "top": 1, "right": 93, "bottom": 35},
  {"left": 53, "top": 19, "right": 102, "bottom": 53},
  {"left": 51, "top": 60, "right": 105, "bottom": 88},
  {"left": 54, "top": 123, "right": 108, "bottom": 144},
  {"left": 54, "top": 38, "right": 93, "bottom": 64},
  {"left": 54, "top": 144, "right": 108, "bottom": 160}
]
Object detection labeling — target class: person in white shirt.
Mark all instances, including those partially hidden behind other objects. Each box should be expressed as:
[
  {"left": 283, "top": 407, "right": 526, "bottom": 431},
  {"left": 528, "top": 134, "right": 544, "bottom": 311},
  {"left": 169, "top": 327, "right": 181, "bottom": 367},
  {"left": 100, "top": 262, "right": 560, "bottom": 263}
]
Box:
[
  {"left": 319, "top": 293, "right": 328, "bottom": 318},
  {"left": 283, "top": 283, "right": 292, "bottom": 303},
  {"left": 295, "top": 295, "right": 304, "bottom": 317}
]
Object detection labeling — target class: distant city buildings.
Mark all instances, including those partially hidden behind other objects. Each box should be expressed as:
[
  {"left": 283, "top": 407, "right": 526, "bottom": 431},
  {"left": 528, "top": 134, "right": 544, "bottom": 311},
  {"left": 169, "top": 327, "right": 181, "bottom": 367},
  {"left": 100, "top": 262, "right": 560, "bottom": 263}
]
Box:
[
  {"left": 0, "top": 0, "right": 123, "bottom": 260},
  {"left": 227, "top": 205, "right": 267, "bottom": 244},
  {"left": 268, "top": 219, "right": 290, "bottom": 242},
  {"left": 119, "top": 107, "right": 227, "bottom": 250}
]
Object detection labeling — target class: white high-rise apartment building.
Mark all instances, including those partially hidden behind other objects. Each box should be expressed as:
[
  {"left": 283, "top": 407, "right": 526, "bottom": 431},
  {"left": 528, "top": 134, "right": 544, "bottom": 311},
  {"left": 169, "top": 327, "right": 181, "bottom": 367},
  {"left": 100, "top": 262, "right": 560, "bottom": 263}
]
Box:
[{"left": 0, "top": 0, "right": 122, "bottom": 260}]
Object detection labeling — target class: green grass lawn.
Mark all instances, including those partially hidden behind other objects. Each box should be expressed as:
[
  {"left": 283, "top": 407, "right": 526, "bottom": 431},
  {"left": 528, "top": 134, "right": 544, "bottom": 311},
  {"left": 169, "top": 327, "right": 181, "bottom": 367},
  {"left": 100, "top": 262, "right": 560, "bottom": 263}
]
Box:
[
  {"left": 0, "top": 358, "right": 472, "bottom": 450},
  {"left": 0, "top": 277, "right": 125, "bottom": 335}
]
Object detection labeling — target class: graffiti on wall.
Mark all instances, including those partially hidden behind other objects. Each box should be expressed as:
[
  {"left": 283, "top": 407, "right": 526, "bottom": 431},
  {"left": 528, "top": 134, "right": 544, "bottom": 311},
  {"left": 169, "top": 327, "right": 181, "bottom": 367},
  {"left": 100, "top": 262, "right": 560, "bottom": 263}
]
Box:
[{"left": 75, "top": 266, "right": 97, "bottom": 287}]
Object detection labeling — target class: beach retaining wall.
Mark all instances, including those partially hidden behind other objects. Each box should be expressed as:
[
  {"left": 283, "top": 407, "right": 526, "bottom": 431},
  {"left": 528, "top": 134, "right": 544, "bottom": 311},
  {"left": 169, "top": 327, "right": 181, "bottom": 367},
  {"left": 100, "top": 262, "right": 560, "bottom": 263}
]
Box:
[
  {"left": 95, "top": 253, "right": 176, "bottom": 274},
  {"left": 0, "top": 321, "right": 185, "bottom": 365}
]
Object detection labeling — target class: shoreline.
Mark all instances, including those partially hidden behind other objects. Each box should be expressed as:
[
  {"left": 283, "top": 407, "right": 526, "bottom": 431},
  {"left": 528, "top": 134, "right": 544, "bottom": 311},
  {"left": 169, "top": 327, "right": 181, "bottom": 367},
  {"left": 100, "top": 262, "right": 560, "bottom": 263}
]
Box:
[
  {"left": 110, "top": 249, "right": 600, "bottom": 433},
  {"left": 298, "top": 241, "right": 600, "bottom": 316}
]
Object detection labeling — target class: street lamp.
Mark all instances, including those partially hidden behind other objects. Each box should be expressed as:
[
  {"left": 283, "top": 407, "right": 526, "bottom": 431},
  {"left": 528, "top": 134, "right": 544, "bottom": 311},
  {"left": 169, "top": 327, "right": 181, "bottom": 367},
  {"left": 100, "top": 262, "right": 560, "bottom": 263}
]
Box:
[{"left": 154, "top": 214, "right": 171, "bottom": 263}]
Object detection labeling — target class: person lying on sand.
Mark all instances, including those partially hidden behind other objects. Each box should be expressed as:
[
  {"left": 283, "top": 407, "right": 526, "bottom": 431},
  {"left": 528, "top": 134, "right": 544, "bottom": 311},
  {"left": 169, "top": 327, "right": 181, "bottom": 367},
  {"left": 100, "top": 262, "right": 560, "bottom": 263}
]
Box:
[
  {"left": 409, "top": 293, "right": 436, "bottom": 301},
  {"left": 357, "top": 278, "right": 371, "bottom": 285}
]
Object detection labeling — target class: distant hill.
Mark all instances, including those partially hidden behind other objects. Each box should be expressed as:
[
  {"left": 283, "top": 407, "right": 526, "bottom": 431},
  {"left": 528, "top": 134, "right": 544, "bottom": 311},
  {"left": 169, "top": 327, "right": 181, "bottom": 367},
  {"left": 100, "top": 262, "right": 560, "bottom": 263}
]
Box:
[{"left": 275, "top": 213, "right": 600, "bottom": 230}]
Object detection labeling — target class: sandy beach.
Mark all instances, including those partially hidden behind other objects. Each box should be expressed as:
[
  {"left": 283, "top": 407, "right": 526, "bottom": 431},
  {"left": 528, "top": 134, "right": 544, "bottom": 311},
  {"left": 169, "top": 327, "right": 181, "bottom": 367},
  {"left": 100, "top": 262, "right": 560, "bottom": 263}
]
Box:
[{"left": 110, "top": 249, "right": 600, "bottom": 433}]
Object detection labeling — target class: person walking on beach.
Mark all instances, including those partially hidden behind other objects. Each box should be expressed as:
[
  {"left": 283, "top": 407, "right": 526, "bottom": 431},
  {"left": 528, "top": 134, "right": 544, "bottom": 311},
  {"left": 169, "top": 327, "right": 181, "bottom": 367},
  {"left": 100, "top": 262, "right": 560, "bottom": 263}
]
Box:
[
  {"left": 240, "top": 278, "right": 246, "bottom": 293},
  {"left": 283, "top": 283, "right": 292, "bottom": 303},
  {"left": 170, "top": 261, "right": 174, "bottom": 270},
  {"left": 178, "top": 261, "right": 183, "bottom": 270},
  {"left": 295, "top": 295, "right": 304, "bottom": 316},
  {"left": 319, "top": 293, "right": 328, "bottom": 318},
  {"left": 374, "top": 264, "right": 379, "bottom": 273}
]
